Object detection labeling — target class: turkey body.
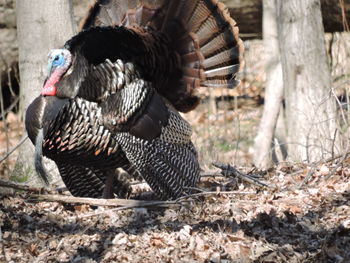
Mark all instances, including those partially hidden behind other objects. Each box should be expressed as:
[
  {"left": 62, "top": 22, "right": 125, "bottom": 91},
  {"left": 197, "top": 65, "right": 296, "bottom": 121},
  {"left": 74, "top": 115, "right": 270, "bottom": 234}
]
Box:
[
  {"left": 26, "top": 93, "right": 200, "bottom": 200},
  {"left": 25, "top": 95, "right": 138, "bottom": 198},
  {"left": 26, "top": 0, "right": 243, "bottom": 200}
]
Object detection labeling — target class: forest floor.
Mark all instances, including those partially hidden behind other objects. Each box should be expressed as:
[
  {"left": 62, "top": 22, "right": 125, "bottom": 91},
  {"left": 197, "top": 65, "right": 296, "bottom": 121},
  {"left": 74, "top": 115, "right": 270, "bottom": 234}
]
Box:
[
  {"left": 1, "top": 159, "right": 349, "bottom": 262},
  {"left": 1, "top": 105, "right": 350, "bottom": 263}
]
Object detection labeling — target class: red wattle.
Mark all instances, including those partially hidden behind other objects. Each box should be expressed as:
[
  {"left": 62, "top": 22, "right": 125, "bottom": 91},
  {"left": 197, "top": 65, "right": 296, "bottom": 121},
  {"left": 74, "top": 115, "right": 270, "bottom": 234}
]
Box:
[
  {"left": 41, "top": 84, "right": 57, "bottom": 96},
  {"left": 42, "top": 72, "right": 59, "bottom": 96}
]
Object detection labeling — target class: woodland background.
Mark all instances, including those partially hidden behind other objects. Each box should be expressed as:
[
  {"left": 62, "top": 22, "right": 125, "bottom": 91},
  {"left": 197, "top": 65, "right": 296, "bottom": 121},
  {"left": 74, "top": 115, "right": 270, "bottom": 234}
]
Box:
[{"left": 0, "top": 0, "right": 350, "bottom": 262}]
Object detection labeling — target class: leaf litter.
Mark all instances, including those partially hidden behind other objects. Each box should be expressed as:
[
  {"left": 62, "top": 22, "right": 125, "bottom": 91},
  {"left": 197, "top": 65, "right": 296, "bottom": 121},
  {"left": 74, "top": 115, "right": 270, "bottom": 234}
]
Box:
[{"left": 1, "top": 162, "right": 349, "bottom": 263}]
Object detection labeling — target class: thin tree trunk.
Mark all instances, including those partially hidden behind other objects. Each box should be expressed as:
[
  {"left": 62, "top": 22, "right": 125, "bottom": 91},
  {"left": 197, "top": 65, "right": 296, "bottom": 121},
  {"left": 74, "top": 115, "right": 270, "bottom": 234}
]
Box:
[
  {"left": 14, "top": 0, "right": 75, "bottom": 186},
  {"left": 253, "top": 0, "right": 284, "bottom": 170},
  {"left": 276, "top": 0, "right": 340, "bottom": 163}
]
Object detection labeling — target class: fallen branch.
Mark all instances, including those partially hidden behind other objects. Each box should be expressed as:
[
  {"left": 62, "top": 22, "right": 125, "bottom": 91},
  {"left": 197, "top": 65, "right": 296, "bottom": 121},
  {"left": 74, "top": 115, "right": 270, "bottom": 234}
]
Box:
[
  {"left": 290, "top": 150, "right": 350, "bottom": 187},
  {"left": 326, "top": 151, "right": 349, "bottom": 181},
  {"left": 175, "top": 190, "right": 256, "bottom": 202},
  {"left": 28, "top": 194, "right": 183, "bottom": 208},
  {"left": 129, "top": 171, "right": 224, "bottom": 186},
  {"left": 200, "top": 170, "right": 223, "bottom": 177},
  {"left": 298, "top": 166, "right": 317, "bottom": 189},
  {"left": 213, "top": 163, "right": 272, "bottom": 188},
  {"left": 70, "top": 190, "right": 256, "bottom": 219},
  {"left": 28, "top": 189, "right": 257, "bottom": 220},
  {"left": 0, "top": 179, "right": 49, "bottom": 193}
]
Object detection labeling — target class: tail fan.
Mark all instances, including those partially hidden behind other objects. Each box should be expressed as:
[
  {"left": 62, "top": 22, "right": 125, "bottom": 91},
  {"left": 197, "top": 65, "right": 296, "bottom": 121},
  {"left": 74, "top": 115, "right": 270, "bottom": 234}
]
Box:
[{"left": 80, "top": 0, "right": 244, "bottom": 112}]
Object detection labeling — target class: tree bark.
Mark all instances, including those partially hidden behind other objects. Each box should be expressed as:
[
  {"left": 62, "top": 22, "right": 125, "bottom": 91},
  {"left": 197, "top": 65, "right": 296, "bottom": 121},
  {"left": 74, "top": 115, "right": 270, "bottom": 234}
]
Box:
[
  {"left": 277, "top": 0, "right": 341, "bottom": 163},
  {"left": 222, "top": 0, "right": 350, "bottom": 38},
  {"left": 14, "top": 0, "right": 75, "bottom": 186},
  {"left": 253, "top": 0, "right": 284, "bottom": 170}
]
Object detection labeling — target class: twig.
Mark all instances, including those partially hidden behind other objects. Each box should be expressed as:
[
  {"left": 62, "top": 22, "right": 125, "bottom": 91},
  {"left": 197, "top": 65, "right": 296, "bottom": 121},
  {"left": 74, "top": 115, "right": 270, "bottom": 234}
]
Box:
[
  {"left": 7, "top": 67, "right": 16, "bottom": 97},
  {"left": 28, "top": 194, "right": 184, "bottom": 208},
  {"left": 175, "top": 190, "right": 256, "bottom": 202},
  {"left": 322, "top": 150, "right": 350, "bottom": 164},
  {"left": 3, "top": 96, "right": 19, "bottom": 116},
  {"left": 71, "top": 204, "right": 153, "bottom": 219},
  {"left": 284, "top": 150, "right": 350, "bottom": 180},
  {"left": 71, "top": 190, "right": 255, "bottom": 219},
  {"left": 71, "top": 200, "right": 183, "bottom": 220},
  {"left": 29, "top": 190, "right": 256, "bottom": 220},
  {"left": 294, "top": 149, "right": 350, "bottom": 188},
  {"left": 0, "top": 179, "right": 49, "bottom": 193},
  {"left": 213, "top": 162, "right": 272, "bottom": 188},
  {"left": 298, "top": 166, "right": 317, "bottom": 189},
  {"left": 0, "top": 136, "right": 28, "bottom": 163},
  {"left": 200, "top": 170, "right": 223, "bottom": 177},
  {"left": 325, "top": 151, "right": 349, "bottom": 181}
]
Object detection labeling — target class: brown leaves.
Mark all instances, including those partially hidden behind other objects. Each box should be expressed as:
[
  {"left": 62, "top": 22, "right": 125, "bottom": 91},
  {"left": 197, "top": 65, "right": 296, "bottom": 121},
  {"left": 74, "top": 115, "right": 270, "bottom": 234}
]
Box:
[{"left": 1, "top": 161, "right": 350, "bottom": 262}]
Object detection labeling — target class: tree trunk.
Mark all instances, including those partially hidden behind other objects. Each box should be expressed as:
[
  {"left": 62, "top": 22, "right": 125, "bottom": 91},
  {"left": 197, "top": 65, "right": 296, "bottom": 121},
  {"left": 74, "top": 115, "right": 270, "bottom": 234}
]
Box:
[
  {"left": 14, "top": 0, "right": 75, "bottom": 185},
  {"left": 253, "top": 0, "right": 284, "bottom": 170},
  {"left": 276, "top": 0, "right": 340, "bottom": 163},
  {"left": 222, "top": 0, "right": 350, "bottom": 38}
]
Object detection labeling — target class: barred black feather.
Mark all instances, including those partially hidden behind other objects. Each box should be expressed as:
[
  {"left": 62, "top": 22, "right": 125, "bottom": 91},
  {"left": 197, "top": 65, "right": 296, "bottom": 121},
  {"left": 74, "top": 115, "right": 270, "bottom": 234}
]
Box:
[{"left": 26, "top": 96, "right": 138, "bottom": 198}]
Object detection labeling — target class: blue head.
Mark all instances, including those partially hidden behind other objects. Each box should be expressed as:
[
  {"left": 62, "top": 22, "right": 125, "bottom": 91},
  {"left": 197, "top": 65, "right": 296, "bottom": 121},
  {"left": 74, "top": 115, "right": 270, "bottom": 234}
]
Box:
[
  {"left": 47, "top": 49, "right": 70, "bottom": 76},
  {"left": 42, "top": 49, "right": 72, "bottom": 96}
]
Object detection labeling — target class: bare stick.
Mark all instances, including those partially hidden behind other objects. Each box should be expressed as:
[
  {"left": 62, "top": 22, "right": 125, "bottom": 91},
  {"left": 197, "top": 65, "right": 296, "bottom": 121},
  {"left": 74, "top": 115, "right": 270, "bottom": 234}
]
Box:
[
  {"left": 213, "top": 162, "right": 272, "bottom": 188},
  {"left": 71, "top": 190, "right": 256, "bottom": 219},
  {"left": 28, "top": 194, "right": 183, "bottom": 208},
  {"left": 200, "top": 170, "right": 223, "bottom": 177},
  {"left": 3, "top": 96, "right": 19, "bottom": 116},
  {"left": 0, "top": 179, "right": 49, "bottom": 193},
  {"left": 298, "top": 166, "right": 317, "bottom": 189},
  {"left": 175, "top": 190, "right": 256, "bottom": 202},
  {"left": 29, "top": 190, "right": 256, "bottom": 215},
  {"left": 0, "top": 136, "right": 28, "bottom": 163},
  {"left": 290, "top": 150, "right": 350, "bottom": 184},
  {"left": 71, "top": 204, "right": 159, "bottom": 219},
  {"left": 325, "top": 150, "right": 349, "bottom": 181}
]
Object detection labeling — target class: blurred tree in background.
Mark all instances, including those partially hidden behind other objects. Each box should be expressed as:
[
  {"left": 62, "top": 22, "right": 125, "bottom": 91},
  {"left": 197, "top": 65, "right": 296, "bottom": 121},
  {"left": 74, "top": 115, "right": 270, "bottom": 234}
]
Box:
[
  {"left": 277, "top": 0, "right": 341, "bottom": 163},
  {"left": 13, "top": 0, "right": 75, "bottom": 185},
  {"left": 253, "top": 0, "right": 350, "bottom": 168},
  {"left": 253, "top": 0, "right": 284, "bottom": 169}
]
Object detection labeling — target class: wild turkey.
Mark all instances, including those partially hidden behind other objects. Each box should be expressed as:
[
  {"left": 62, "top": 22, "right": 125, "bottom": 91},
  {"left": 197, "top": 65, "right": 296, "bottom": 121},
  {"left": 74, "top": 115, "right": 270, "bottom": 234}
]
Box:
[
  {"left": 30, "top": 0, "right": 243, "bottom": 200},
  {"left": 25, "top": 95, "right": 140, "bottom": 198}
]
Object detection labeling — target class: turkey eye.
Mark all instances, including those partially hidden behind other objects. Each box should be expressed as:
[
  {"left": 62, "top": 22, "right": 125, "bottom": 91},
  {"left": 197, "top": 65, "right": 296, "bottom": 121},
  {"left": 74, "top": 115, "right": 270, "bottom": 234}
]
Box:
[{"left": 54, "top": 56, "right": 59, "bottom": 61}]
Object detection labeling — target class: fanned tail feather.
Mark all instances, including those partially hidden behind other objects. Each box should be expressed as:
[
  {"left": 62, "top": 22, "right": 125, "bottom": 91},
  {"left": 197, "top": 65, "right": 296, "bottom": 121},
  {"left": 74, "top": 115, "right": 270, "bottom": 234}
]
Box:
[{"left": 81, "top": 0, "right": 243, "bottom": 112}]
